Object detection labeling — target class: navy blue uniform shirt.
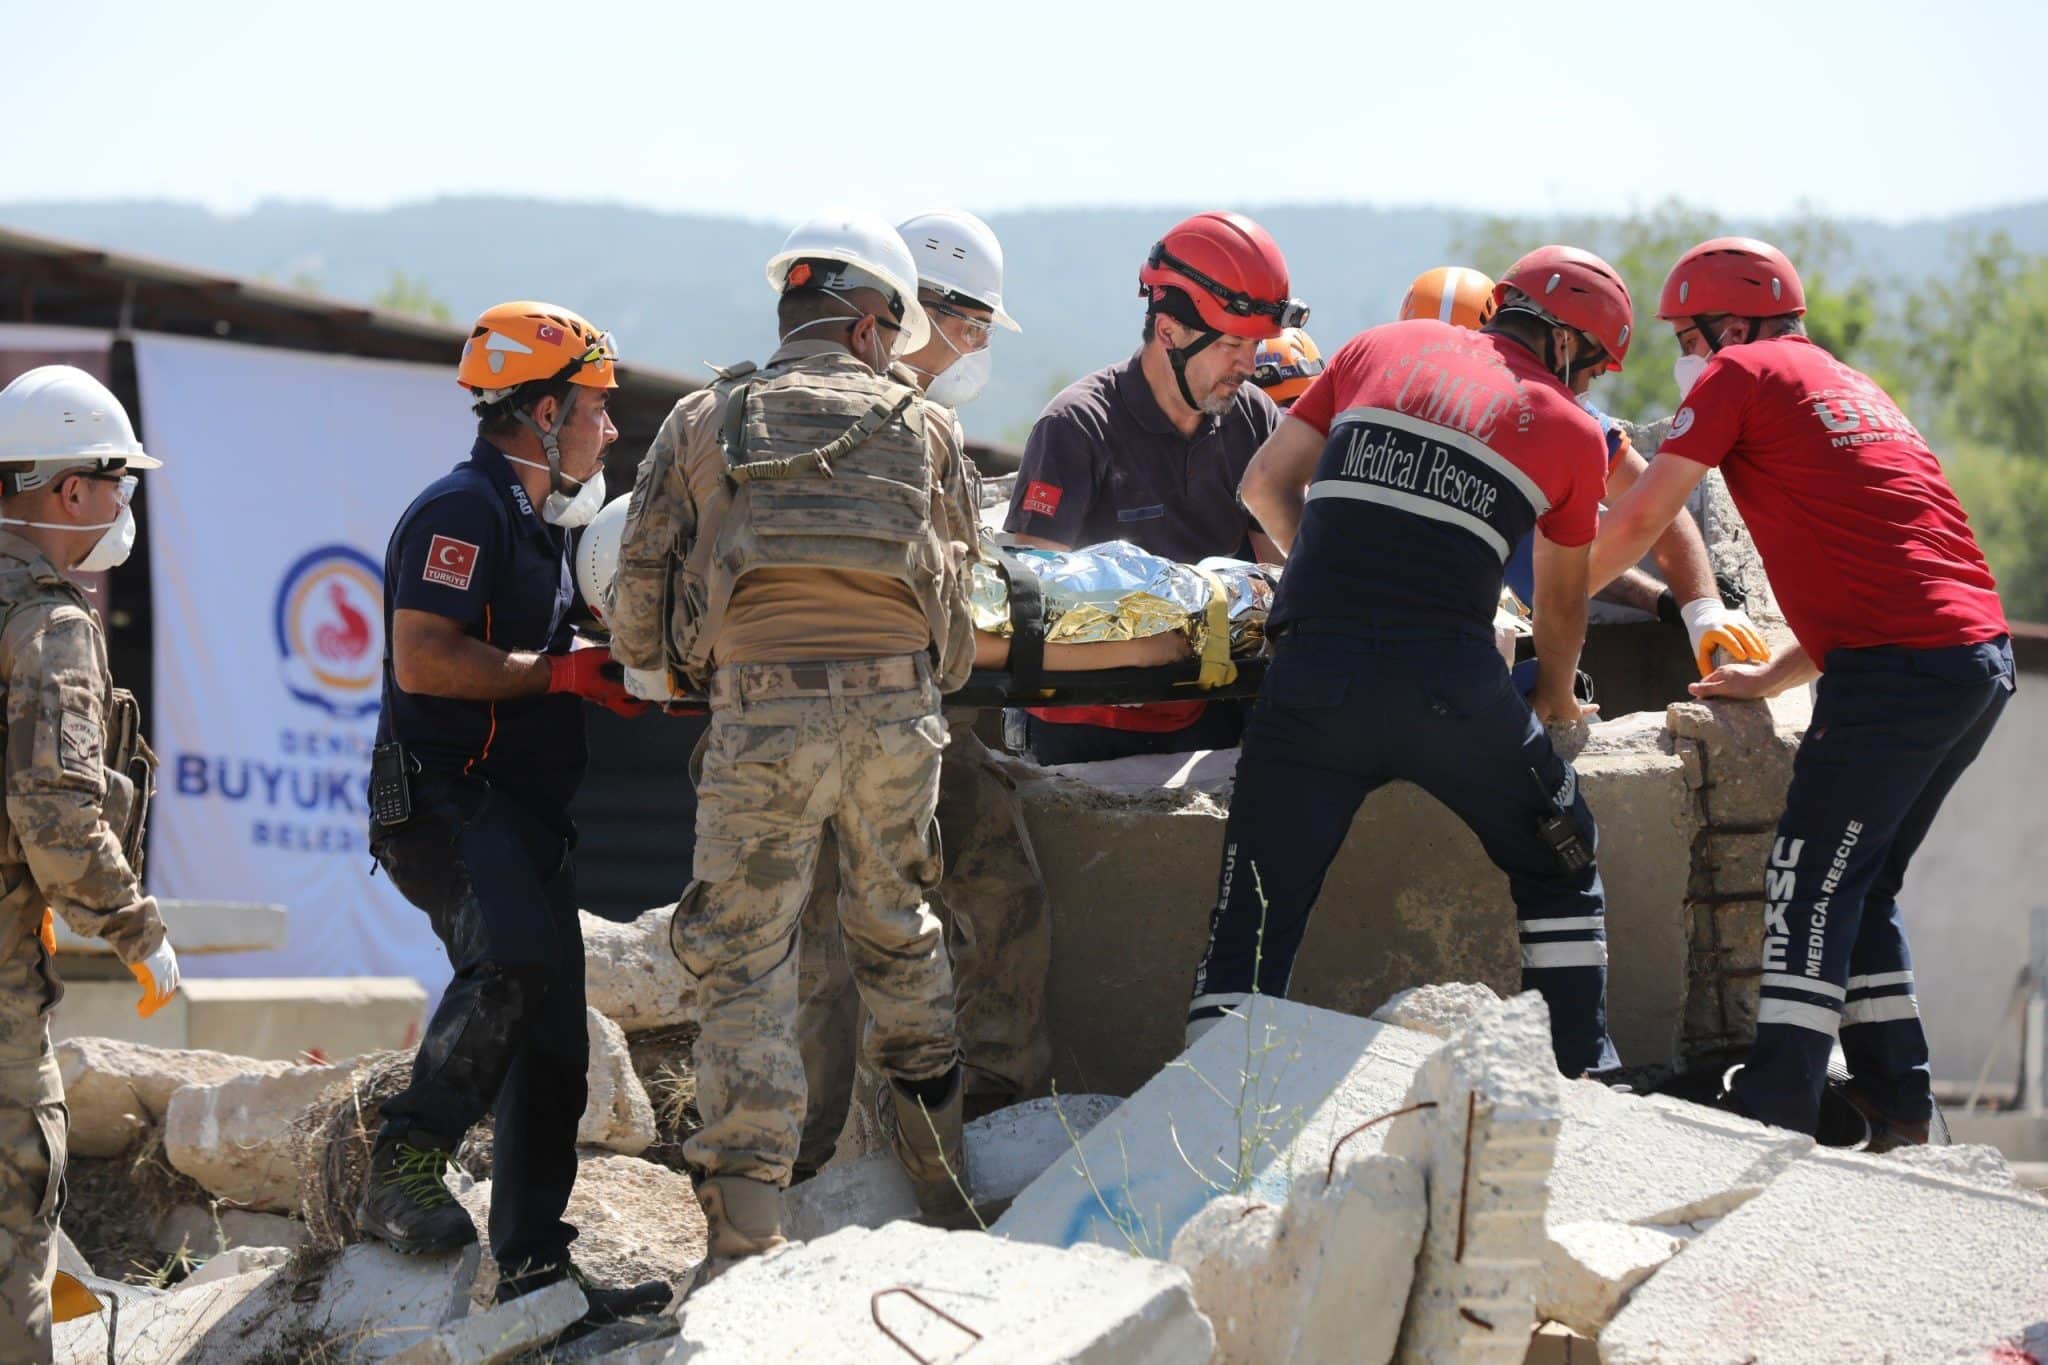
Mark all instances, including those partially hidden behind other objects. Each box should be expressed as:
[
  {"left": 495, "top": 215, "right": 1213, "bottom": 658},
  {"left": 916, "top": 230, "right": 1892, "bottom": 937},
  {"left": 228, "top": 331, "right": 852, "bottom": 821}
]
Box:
[{"left": 376, "top": 439, "right": 585, "bottom": 817}]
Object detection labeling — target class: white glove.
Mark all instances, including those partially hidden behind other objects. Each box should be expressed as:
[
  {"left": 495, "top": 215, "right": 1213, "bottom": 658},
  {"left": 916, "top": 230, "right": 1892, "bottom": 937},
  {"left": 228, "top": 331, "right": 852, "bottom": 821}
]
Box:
[
  {"left": 1679, "top": 599, "right": 1771, "bottom": 678},
  {"left": 130, "top": 939, "right": 180, "bottom": 1018}
]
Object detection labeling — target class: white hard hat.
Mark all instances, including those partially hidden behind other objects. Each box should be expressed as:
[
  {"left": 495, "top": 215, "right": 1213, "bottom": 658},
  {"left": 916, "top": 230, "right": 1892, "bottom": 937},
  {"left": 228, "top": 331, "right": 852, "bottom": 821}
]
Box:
[
  {"left": 897, "top": 209, "right": 1021, "bottom": 333},
  {"left": 766, "top": 208, "right": 931, "bottom": 356},
  {"left": 575, "top": 494, "right": 629, "bottom": 619},
  {"left": 0, "top": 365, "right": 161, "bottom": 477}
]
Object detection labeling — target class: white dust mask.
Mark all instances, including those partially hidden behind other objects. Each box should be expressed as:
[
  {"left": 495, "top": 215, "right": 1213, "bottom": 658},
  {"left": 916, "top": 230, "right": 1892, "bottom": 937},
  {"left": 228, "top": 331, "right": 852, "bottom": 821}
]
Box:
[{"left": 1673, "top": 352, "right": 1708, "bottom": 398}]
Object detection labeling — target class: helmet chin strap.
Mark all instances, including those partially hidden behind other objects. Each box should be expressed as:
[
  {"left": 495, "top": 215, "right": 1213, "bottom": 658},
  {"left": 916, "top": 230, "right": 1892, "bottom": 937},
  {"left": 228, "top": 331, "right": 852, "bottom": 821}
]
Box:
[
  {"left": 1161, "top": 322, "right": 1222, "bottom": 413},
  {"left": 514, "top": 389, "right": 580, "bottom": 492}
]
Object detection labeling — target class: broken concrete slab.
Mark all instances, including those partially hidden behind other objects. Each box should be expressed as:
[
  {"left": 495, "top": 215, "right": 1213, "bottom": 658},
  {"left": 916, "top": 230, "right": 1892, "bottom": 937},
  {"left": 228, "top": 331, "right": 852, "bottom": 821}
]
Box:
[
  {"left": 994, "top": 996, "right": 1441, "bottom": 1256},
  {"left": 455, "top": 1152, "right": 702, "bottom": 1306},
  {"left": 1170, "top": 1147, "right": 1426, "bottom": 1365},
  {"left": 582, "top": 1007, "right": 658, "bottom": 1156},
  {"left": 1371, "top": 982, "right": 1504, "bottom": 1039},
  {"left": 1538, "top": 1219, "right": 1680, "bottom": 1337},
  {"left": 1601, "top": 1149, "right": 2048, "bottom": 1364},
  {"left": 583, "top": 906, "right": 695, "bottom": 1032},
  {"left": 549, "top": 1319, "right": 680, "bottom": 1364},
  {"left": 155, "top": 1204, "right": 310, "bottom": 1256},
  {"left": 1546, "top": 1087, "right": 1812, "bottom": 1228},
  {"left": 785, "top": 1093, "right": 1120, "bottom": 1240},
  {"left": 163, "top": 1057, "right": 364, "bottom": 1210},
  {"left": 52, "top": 1270, "right": 249, "bottom": 1364},
  {"left": 58, "top": 1036, "right": 291, "bottom": 1158},
  {"left": 388, "top": 1276, "right": 586, "bottom": 1365},
  {"left": 54, "top": 977, "right": 427, "bottom": 1062},
  {"left": 181, "top": 1243, "right": 293, "bottom": 1289},
  {"left": 671, "top": 1222, "right": 1214, "bottom": 1364},
  {"left": 1384, "top": 991, "right": 1562, "bottom": 1365},
  {"left": 1877, "top": 1140, "right": 2027, "bottom": 1193}
]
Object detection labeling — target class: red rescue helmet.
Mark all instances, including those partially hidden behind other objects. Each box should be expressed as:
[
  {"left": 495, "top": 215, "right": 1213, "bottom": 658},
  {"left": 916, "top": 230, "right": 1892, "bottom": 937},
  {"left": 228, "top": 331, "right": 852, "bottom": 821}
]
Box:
[
  {"left": 1139, "top": 211, "right": 1307, "bottom": 340},
  {"left": 1658, "top": 237, "right": 1806, "bottom": 320},
  {"left": 1493, "top": 245, "right": 1634, "bottom": 371}
]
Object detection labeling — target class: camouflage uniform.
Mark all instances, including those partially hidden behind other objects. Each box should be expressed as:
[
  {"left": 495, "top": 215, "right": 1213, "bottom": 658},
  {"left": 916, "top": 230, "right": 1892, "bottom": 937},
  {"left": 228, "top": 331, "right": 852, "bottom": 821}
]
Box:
[
  {"left": 0, "top": 531, "right": 164, "bottom": 1364},
  {"left": 796, "top": 719, "right": 1051, "bottom": 1170},
  {"left": 618, "top": 345, "right": 983, "bottom": 1191}
]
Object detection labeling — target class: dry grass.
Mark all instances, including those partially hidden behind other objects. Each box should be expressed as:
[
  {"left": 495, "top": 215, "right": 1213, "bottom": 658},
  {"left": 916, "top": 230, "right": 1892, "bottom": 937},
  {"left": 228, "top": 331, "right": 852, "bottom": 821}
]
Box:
[
  {"left": 64, "top": 1129, "right": 215, "bottom": 1285},
  {"left": 626, "top": 1023, "right": 700, "bottom": 1174}
]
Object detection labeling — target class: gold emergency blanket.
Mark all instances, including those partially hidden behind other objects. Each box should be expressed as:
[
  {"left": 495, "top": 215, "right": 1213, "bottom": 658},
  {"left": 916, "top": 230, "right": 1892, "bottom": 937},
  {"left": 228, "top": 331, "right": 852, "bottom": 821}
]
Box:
[{"left": 970, "top": 541, "right": 1276, "bottom": 657}]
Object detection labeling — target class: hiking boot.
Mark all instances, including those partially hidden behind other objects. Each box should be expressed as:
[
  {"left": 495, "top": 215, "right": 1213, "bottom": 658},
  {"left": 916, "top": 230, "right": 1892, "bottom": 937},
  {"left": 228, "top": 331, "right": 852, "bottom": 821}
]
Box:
[
  {"left": 496, "top": 1260, "right": 673, "bottom": 1324},
  {"left": 686, "top": 1175, "right": 790, "bottom": 1297},
  {"left": 1840, "top": 1089, "right": 1932, "bottom": 1153},
  {"left": 354, "top": 1133, "right": 477, "bottom": 1255},
  {"left": 877, "top": 1065, "right": 974, "bottom": 1227}
]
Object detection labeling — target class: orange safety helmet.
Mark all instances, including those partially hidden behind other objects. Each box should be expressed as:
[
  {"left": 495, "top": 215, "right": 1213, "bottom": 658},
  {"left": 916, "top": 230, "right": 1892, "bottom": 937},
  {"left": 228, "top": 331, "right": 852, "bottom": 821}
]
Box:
[
  {"left": 1658, "top": 237, "right": 1806, "bottom": 321},
  {"left": 1251, "top": 328, "right": 1325, "bottom": 407},
  {"left": 1399, "top": 266, "right": 1498, "bottom": 330},
  {"left": 457, "top": 301, "right": 619, "bottom": 397},
  {"left": 1493, "top": 246, "right": 1634, "bottom": 371}
]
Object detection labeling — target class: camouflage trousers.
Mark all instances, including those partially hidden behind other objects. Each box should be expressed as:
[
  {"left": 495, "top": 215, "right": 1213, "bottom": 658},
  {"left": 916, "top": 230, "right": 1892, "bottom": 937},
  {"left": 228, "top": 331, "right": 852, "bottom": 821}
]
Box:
[
  {"left": 0, "top": 929, "right": 64, "bottom": 1365},
  {"left": 796, "top": 720, "right": 1052, "bottom": 1171},
  {"left": 675, "top": 655, "right": 959, "bottom": 1187}
]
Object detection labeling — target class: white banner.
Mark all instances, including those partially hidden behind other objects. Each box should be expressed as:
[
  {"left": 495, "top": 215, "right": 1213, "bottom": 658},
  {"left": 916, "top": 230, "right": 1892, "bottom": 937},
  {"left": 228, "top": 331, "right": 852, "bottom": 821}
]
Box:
[{"left": 136, "top": 333, "right": 477, "bottom": 991}]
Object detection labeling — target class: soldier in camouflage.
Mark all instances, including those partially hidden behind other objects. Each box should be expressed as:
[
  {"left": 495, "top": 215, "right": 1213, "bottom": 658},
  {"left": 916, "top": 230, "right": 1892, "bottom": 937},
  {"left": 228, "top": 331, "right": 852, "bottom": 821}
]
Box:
[
  {"left": 608, "top": 210, "right": 981, "bottom": 1278},
  {"left": 794, "top": 210, "right": 1051, "bottom": 1176},
  {"left": 0, "top": 366, "right": 179, "bottom": 1363}
]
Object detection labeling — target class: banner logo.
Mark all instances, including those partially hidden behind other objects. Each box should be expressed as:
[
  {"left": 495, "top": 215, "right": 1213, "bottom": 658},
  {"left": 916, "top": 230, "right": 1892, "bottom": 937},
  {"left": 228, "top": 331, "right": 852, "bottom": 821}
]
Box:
[{"left": 274, "top": 546, "right": 384, "bottom": 719}]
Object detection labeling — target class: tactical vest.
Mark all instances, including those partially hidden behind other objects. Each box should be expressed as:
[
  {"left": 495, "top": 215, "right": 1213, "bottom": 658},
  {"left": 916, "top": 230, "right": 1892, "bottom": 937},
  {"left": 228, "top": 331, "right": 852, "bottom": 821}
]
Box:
[{"left": 612, "top": 353, "right": 975, "bottom": 694}]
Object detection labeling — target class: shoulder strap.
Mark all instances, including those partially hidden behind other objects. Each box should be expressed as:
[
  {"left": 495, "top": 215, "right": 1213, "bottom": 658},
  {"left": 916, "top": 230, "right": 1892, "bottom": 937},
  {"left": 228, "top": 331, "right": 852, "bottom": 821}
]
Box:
[{"left": 995, "top": 547, "right": 1047, "bottom": 693}]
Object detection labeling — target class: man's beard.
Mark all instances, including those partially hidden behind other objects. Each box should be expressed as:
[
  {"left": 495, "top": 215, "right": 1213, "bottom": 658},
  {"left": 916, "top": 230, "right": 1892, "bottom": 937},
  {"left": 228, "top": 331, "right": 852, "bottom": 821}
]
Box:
[{"left": 1198, "top": 377, "right": 1241, "bottom": 415}]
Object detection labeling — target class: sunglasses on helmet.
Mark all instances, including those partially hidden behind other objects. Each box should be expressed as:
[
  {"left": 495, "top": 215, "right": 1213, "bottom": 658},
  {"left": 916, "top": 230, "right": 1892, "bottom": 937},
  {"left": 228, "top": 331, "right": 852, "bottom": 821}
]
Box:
[{"left": 1148, "top": 242, "right": 1311, "bottom": 330}]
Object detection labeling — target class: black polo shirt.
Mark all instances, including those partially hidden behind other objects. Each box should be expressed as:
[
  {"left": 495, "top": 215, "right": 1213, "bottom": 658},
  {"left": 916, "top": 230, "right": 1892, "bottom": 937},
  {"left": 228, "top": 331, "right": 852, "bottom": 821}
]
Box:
[
  {"left": 375, "top": 439, "right": 584, "bottom": 818},
  {"left": 1004, "top": 351, "right": 1280, "bottom": 561}
]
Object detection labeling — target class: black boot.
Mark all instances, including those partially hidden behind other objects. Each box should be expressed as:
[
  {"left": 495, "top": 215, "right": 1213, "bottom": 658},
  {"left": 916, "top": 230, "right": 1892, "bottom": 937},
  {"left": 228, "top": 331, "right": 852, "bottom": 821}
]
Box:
[
  {"left": 496, "top": 1261, "right": 673, "bottom": 1325},
  {"left": 355, "top": 1133, "right": 477, "bottom": 1255}
]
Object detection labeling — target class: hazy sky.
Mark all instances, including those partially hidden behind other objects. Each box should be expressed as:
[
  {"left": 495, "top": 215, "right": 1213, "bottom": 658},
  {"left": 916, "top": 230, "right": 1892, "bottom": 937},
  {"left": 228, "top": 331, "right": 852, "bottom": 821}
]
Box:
[{"left": 7, "top": 0, "right": 2041, "bottom": 225}]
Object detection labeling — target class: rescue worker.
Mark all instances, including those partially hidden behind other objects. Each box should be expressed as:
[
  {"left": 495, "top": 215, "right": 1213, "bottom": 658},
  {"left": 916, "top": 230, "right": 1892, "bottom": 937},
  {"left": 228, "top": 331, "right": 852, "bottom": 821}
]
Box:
[
  {"left": 794, "top": 210, "right": 1051, "bottom": 1178},
  {"left": 606, "top": 210, "right": 981, "bottom": 1277},
  {"left": 0, "top": 366, "right": 178, "bottom": 1363},
  {"left": 1591, "top": 238, "right": 2012, "bottom": 1146},
  {"left": 1400, "top": 266, "right": 1770, "bottom": 681},
  {"left": 1002, "top": 211, "right": 1306, "bottom": 764},
  {"left": 1187, "top": 247, "right": 1633, "bottom": 1077},
  {"left": 1250, "top": 327, "right": 1324, "bottom": 409},
  {"left": 356, "top": 303, "right": 667, "bottom": 1324}
]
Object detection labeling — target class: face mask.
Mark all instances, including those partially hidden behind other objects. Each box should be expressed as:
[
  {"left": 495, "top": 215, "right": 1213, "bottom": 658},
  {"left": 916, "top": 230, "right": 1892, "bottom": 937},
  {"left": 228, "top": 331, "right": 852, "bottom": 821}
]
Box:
[
  {"left": 0, "top": 475, "right": 139, "bottom": 571},
  {"left": 1673, "top": 352, "right": 1708, "bottom": 398},
  {"left": 925, "top": 345, "right": 992, "bottom": 407},
  {"left": 785, "top": 288, "right": 906, "bottom": 366},
  {"left": 504, "top": 456, "right": 607, "bottom": 528}
]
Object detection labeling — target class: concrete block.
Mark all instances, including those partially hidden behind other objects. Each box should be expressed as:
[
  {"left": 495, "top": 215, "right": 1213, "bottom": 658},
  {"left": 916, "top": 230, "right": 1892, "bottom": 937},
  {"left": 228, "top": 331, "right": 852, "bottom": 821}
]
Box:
[
  {"left": 1170, "top": 1147, "right": 1426, "bottom": 1365},
  {"left": 1372, "top": 982, "right": 1504, "bottom": 1039},
  {"left": 1664, "top": 693, "right": 1807, "bottom": 830},
  {"left": 455, "top": 1153, "right": 701, "bottom": 1306},
  {"left": 1019, "top": 716, "right": 1698, "bottom": 1096},
  {"left": 1523, "top": 1320, "right": 1603, "bottom": 1364},
  {"left": 785, "top": 1093, "right": 1120, "bottom": 1241},
  {"left": 57, "top": 1036, "right": 291, "bottom": 1157},
  {"left": 53, "top": 1269, "right": 261, "bottom": 1364},
  {"left": 1602, "top": 1150, "right": 2048, "bottom": 1364},
  {"left": 1383, "top": 991, "right": 1563, "bottom": 1365},
  {"left": 52, "top": 976, "right": 426, "bottom": 1063},
  {"left": 389, "top": 1277, "right": 587, "bottom": 1365},
  {"left": 1547, "top": 1087, "right": 1811, "bottom": 1228},
  {"left": 1537, "top": 1221, "right": 1680, "bottom": 1337},
  {"left": 583, "top": 907, "right": 695, "bottom": 1032},
  {"left": 164, "top": 1057, "right": 365, "bottom": 1210},
  {"left": 671, "top": 1222, "right": 1214, "bottom": 1364},
  {"left": 995, "top": 997, "right": 1441, "bottom": 1256},
  {"left": 292, "top": 1242, "right": 482, "bottom": 1360},
  {"left": 52, "top": 898, "right": 287, "bottom": 955},
  {"left": 155, "top": 1204, "right": 310, "bottom": 1256},
  {"left": 182, "top": 1243, "right": 294, "bottom": 1288},
  {"left": 581, "top": 1008, "right": 657, "bottom": 1156},
  {"left": 1878, "top": 1141, "right": 2027, "bottom": 1192}
]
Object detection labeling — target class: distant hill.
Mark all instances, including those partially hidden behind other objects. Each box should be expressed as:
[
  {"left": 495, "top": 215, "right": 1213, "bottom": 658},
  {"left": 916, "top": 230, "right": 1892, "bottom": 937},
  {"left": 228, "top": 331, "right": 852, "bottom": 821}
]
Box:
[{"left": 6, "top": 197, "right": 2046, "bottom": 442}]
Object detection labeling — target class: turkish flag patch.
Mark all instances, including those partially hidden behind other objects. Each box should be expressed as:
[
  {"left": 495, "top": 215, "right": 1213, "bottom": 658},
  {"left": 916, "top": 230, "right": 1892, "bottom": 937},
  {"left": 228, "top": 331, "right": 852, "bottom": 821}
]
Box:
[
  {"left": 423, "top": 535, "right": 481, "bottom": 590},
  {"left": 1022, "top": 480, "right": 1063, "bottom": 517}
]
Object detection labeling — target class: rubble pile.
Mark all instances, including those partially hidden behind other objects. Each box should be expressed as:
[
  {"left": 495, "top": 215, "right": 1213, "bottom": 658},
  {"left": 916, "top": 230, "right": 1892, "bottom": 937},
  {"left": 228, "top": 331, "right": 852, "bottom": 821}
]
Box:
[{"left": 45, "top": 926, "right": 2048, "bottom": 1362}]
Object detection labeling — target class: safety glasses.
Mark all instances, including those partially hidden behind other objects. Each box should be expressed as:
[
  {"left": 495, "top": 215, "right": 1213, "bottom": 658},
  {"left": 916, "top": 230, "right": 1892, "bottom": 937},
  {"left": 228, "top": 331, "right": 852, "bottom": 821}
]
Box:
[
  {"left": 77, "top": 472, "right": 138, "bottom": 506},
  {"left": 1148, "top": 242, "right": 1311, "bottom": 330}
]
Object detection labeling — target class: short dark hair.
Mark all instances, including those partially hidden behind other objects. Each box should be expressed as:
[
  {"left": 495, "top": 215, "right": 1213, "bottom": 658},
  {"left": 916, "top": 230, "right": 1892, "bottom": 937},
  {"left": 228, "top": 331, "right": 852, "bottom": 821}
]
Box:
[
  {"left": 1142, "top": 286, "right": 1205, "bottom": 344},
  {"left": 777, "top": 288, "right": 854, "bottom": 338},
  {"left": 475, "top": 375, "right": 574, "bottom": 436}
]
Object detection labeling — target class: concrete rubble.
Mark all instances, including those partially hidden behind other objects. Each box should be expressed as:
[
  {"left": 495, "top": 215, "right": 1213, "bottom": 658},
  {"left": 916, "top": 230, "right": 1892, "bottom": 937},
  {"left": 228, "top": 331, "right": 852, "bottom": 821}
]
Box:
[
  {"left": 1169, "top": 1147, "right": 1425, "bottom": 1365},
  {"left": 1537, "top": 1219, "right": 1682, "bottom": 1337},
  {"left": 1369, "top": 981, "right": 1504, "bottom": 1039},
  {"left": 1382, "top": 991, "right": 1562, "bottom": 1365},
  {"left": 164, "top": 1055, "right": 369, "bottom": 1210},
  {"left": 1546, "top": 1083, "right": 1812, "bottom": 1227},
  {"left": 582, "top": 906, "right": 696, "bottom": 1032},
  {"left": 58, "top": 1036, "right": 292, "bottom": 1158},
  {"left": 388, "top": 1277, "right": 587, "bottom": 1365},
  {"left": 785, "top": 1093, "right": 1121, "bottom": 1240},
  {"left": 454, "top": 1152, "right": 703, "bottom": 1306},
  {"left": 1602, "top": 1149, "right": 2048, "bottom": 1363},
  {"left": 581, "top": 1006, "right": 659, "bottom": 1155},
  {"left": 155, "top": 1204, "right": 310, "bottom": 1256},
  {"left": 670, "top": 1221, "right": 1215, "bottom": 1364}
]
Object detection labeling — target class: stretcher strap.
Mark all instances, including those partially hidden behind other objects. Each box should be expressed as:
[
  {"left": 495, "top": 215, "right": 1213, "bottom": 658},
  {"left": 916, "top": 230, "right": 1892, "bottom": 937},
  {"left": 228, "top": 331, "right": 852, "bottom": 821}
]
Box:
[
  {"left": 1176, "top": 568, "right": 1239, "bottom": 690},
  {"left": 996, "top": 547, "right": 1048, "bottom": 693}
]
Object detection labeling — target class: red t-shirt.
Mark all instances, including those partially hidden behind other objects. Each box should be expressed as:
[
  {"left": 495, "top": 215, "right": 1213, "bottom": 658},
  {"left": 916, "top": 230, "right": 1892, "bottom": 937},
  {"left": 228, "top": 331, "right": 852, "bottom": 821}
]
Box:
[
  {"left": 1657, "top": 335, "right": 2006, "bottom": 662},
  {"left": 1275, "top": 320, "right": 1606, "bottom": 632}
]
